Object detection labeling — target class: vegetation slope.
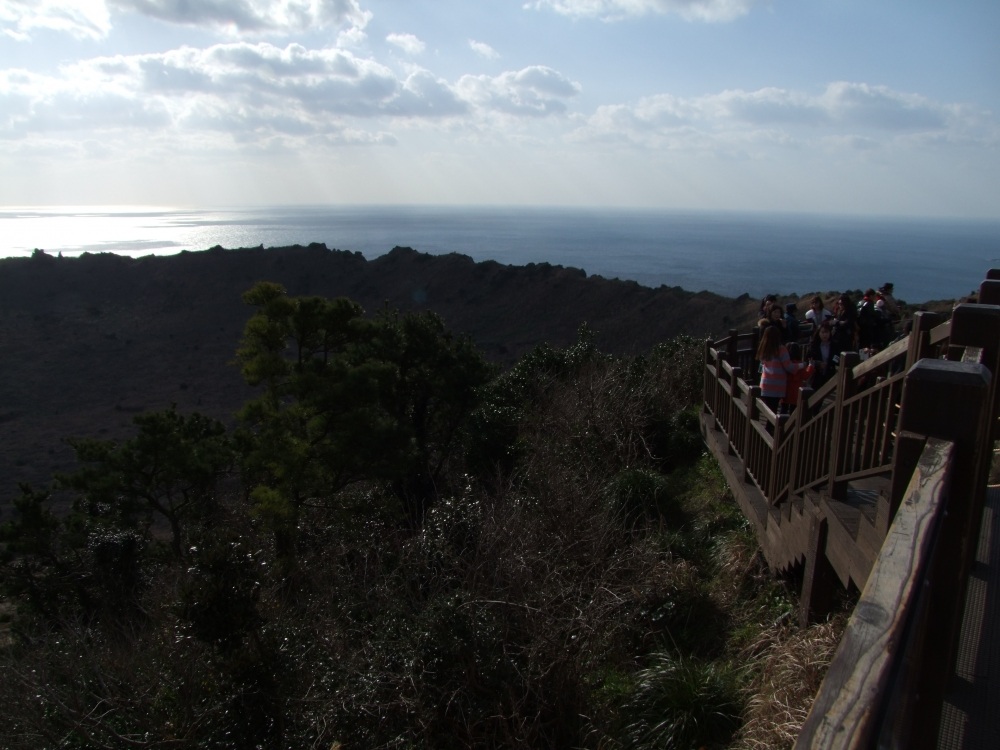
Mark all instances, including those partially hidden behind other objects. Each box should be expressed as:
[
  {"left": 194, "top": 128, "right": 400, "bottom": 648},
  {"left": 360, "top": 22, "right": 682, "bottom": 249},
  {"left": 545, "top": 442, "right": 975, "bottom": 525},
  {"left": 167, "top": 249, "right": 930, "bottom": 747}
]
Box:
[{"left": 0, "top": 281, "right": 844, "bottom": 749}]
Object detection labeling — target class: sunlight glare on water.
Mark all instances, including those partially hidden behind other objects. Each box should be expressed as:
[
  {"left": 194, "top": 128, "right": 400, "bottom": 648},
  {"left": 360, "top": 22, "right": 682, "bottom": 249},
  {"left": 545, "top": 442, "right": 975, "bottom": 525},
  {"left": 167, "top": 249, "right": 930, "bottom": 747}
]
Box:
[{"left": 1, "top": 206, "right": 269, "bottom": 258}]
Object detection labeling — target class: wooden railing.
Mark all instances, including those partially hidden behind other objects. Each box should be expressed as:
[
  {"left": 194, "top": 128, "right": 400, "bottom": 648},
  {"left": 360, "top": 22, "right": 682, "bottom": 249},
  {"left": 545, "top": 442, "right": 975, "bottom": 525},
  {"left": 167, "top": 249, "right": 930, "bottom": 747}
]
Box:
[
  {"left": 703, "top": 311, "right": 955, "bottom": 512},
  {"left": 701, "top": 273, "right": 1000, "bottom": 748},
  {"left": 796, "top": 437, "right": 958, "bottom": 748}
]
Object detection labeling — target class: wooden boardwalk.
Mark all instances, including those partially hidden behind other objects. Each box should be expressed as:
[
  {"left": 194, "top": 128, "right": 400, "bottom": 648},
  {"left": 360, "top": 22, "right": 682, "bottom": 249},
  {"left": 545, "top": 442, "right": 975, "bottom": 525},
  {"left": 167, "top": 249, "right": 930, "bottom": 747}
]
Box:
[
  {"left": 703, "top": 271, "right": 1000, "bottom": 748},
  {"left": 939, "top": 484, "right": 1000, "bottom": 750}
]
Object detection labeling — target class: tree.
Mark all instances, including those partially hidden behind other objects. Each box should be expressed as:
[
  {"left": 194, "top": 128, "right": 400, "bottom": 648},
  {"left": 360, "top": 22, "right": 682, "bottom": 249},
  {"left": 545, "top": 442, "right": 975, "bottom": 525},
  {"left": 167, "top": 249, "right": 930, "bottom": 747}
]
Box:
[
  {"left": 235, "top": 283, "right": 495, "bottom": 558},
  {"left": 59, "top": 406, "right": 233, "bottom": 559}
]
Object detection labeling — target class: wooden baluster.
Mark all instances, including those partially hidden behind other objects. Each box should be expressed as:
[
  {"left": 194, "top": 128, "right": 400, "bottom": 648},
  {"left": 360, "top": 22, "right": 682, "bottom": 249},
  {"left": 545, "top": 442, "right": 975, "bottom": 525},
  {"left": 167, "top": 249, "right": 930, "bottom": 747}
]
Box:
[
  {"left": 786, "top": 387, "right": 811, "bottom": 519},
  {"left": 728, "top": 366, "right": 742, "bottom": 455},
  {"left": 715, "top": 349, "right": 727, "bottom": 437},
  {"left": 744, "top": 385, "right": 760, "bottom": 484},
  {"left": 703, "top": 337, "right": 714, "bottom": 424},
  {"left": 827, "top": 351, "right": 860, "bottom": 499},
  {"left": 769, "top": 413, "right": 788, "bottom": 504}
]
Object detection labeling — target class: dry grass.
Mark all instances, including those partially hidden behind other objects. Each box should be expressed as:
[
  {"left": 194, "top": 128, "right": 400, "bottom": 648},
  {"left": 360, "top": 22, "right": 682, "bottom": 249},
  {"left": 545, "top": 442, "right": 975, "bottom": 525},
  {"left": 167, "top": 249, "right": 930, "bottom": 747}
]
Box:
[{"left": 731, "top": 615, "right": 847, "bottom": 749}]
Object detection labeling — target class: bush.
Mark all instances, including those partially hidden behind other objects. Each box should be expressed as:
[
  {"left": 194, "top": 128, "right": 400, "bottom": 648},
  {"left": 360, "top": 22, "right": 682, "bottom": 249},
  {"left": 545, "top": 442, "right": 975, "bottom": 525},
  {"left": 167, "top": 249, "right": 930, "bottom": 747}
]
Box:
[
  {"left": 623, "top": 652, "right": 744, "bottom": 750},
  {"left": 606, "top": 467, "right": 686, "bottom": 529}
]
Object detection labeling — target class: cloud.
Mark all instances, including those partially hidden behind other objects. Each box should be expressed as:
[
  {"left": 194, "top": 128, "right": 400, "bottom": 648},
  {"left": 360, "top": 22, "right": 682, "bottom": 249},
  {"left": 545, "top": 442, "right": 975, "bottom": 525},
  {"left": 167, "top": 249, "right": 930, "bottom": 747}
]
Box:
[
  {"left": 1, "top": 0, "right": 112, "bottom": 41},
  {"left": 571, "top": 82, "right": 980, "bottom": 152},
  {"left": 820, "top": 82, "right": 949, "bottom": 130},
  {"left": 109, "top": 0, "right": 373, "bottom": 34},
  {"left": 527, "top": 0, "right": 759, "bottom": 23},
  {"left": 386, "top": 33, "right": 426, "bottom": 56},
  {"left": 0, "top": 41, "right": 586, "bottom": 158},
  {"left": 469, "top": 40, "right": 499, "bottom": 60},
  {"left": 457, "top": 65, "right": 581, "bottom": 116},
  {"left": 0, "top": 0, "right": 374, "bottom": 40}
]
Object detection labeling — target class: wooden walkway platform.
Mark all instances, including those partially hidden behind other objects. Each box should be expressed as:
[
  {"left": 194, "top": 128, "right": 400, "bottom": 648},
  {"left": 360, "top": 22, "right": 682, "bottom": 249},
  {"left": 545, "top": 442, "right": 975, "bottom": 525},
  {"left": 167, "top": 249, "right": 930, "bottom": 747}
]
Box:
[
  {"left": 704, "top": 280, "right": 1000, "bottom": 747},
  {"left": 939, "top": 484, "right": 1000, "bottom": 749}
]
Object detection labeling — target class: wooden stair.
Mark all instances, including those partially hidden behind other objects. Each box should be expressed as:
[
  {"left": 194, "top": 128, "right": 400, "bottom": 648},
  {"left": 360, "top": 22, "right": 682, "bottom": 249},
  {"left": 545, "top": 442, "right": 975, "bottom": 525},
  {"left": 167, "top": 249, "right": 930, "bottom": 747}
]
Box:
[{"left": 702, "top": 410, "right": 894, "bottom": 593}]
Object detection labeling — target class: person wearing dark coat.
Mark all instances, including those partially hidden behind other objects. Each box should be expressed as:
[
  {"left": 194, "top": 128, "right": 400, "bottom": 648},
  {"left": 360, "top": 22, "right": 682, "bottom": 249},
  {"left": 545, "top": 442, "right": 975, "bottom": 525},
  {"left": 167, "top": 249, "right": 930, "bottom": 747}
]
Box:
[
  {"left": 808, "top": 321, "right": 838, "bottom": 390},
  {"left": 783, "top": 302, "right": 800, "bottom": 344},
  {"left": 830, "top": 293, "right": 857, "bottom": 355}
]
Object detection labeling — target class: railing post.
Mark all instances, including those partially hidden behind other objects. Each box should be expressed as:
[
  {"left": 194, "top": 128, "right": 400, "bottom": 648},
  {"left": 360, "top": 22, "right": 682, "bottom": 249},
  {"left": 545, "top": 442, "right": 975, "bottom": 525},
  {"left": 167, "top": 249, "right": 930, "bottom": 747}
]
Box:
[
  {"left": 883, "top": 430, "right": 926, "bottom": 534},
  {"left": 978, "top": 277, "right": 1000, "bottom": 304},
  {"left": 827, "top": 351, "right": 860, "bottom": 499},
  {"left": 905, "top": 311, "right": 944, "bottom": 372},
  {"left": 885, "top": 359, "right": 992, "bottom": 747},
  {"left": 948, "top": 301, "right": 1000, "bottom": 440},
  {"left": 727, "top": 328, "right": 739, "bottom": 366},
  {"left": 704, "top": 337, "right": 719, "bottom": 427}
]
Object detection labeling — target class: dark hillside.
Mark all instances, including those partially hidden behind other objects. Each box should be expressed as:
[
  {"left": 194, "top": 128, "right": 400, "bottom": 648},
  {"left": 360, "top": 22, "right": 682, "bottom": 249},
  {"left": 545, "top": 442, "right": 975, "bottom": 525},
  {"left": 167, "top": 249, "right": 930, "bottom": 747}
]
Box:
[{"left": 0, "top": 244, "right": 760, "bottom": 504}]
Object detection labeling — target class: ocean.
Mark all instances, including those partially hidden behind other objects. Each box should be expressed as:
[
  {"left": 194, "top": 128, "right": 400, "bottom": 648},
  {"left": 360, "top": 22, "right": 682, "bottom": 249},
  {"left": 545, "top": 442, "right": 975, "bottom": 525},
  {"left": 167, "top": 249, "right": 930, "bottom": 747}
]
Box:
[{"left": 3, "top": 205, "right": 998, "bottom": 303}]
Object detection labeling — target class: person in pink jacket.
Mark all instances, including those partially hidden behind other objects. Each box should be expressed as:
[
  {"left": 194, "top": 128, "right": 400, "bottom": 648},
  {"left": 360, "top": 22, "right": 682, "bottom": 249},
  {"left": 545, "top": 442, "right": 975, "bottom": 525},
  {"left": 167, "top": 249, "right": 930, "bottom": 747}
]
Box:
[{"left": 756, "top": 326, "right": 809, "bottom": 414}]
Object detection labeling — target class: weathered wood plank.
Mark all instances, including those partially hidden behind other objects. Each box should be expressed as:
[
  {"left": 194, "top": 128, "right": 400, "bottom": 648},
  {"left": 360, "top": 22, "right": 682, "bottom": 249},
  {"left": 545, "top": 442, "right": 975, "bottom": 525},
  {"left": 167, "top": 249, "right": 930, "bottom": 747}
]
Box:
[{"left": 794, "top": 439, "right": 954, "bottom": 750}]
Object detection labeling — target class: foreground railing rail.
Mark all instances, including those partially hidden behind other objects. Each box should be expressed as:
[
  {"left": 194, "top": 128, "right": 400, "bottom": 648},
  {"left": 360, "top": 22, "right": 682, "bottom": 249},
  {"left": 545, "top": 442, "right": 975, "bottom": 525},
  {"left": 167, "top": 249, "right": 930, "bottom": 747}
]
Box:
[{"left": 794, "top": 438, "right": 956, "bottom": 749}]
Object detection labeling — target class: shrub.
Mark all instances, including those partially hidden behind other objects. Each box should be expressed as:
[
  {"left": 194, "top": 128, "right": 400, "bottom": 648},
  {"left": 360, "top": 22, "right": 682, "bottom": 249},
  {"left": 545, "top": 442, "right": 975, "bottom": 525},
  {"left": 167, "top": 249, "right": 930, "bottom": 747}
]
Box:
[{"left": 623, "top": 652, "right": 744, "bottom": 750}]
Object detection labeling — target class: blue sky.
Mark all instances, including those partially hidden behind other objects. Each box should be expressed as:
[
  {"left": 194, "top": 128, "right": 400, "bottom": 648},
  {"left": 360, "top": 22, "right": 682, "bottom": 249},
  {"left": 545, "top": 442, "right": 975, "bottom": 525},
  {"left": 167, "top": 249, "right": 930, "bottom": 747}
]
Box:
[{"left": 2, "top": 0, "right": 998, "bottom": 217}]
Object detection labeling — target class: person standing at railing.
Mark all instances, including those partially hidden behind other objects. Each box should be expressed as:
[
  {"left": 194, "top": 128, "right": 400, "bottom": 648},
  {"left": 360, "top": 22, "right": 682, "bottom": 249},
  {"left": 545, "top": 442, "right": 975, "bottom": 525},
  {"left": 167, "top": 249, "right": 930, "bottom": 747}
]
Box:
[
  {"left": 875, "top": 283, "right": 901, "bottom": 344},
  {"left": 783, "top": 302, "right": 801, "bottom": 344},
  {"left": 782, "top": 342, "right": 815, "bottom": 414},
  {"left": 804, "top": 295, "right": 833, "bottom": 332},
  {"left": 808, "top": 321, "right": 838, "bottom": 390},
  {"left": 876, "top": 282, "right": 901, "bottom": 322},
  {"left": 830, "top": 293, "right": 858, "bottom": 355},
  {"left": 758, "top": 302, "right": 787, "bottom": 336},
  {"left": 756, "top": 325, "right": 810, "bottom": 413}
]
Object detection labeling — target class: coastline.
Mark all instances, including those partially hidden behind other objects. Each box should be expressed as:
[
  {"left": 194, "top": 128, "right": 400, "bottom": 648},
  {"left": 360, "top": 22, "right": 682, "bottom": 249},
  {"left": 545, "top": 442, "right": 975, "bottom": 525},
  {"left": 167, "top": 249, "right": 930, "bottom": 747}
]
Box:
[{"left": 3, "top": 205, "right": 997, "bottom": 303}]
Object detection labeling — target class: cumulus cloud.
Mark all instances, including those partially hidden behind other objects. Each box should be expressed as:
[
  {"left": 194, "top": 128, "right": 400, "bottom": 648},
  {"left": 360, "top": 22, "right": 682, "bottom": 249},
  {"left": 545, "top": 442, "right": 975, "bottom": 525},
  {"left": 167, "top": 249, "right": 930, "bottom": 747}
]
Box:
[
  {"left": 1, "top": 0, "right": 374, "bottom": 40},
  {"left": 1, "top": 0, "right": 112, "bottom": 41},
  {"left": 572, "top": 82, "right": 974, "bottom": 151},
  {"left": 109, "top": 0, "right": 372, "bottom": 35},
  {"left": 456, "top": 65, "right": 581, "bottom": 116},
  {"left": 386, "top": 33, "right": 426, "bottom": 56},
  {"left": 528, "top": 0, "right": 759, "bottom": 22},
  {"left": 0, "top": 41, "right": 584, "bottom": 157},
  {"left": 469, "top": 40, "right": 499, "bottom": 60}
]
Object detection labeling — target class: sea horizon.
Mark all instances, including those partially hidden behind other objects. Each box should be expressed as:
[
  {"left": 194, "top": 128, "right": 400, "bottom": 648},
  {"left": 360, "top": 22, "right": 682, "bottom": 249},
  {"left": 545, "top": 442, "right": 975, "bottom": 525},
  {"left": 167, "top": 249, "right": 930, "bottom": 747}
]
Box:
[{"left": 3, "top": 204, "right": 998, "bottom": 304}]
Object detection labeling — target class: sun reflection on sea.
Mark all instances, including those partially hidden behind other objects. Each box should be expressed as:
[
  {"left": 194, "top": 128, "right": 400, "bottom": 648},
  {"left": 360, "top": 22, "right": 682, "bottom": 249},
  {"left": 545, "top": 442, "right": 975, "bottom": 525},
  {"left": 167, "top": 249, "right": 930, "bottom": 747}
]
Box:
[{"left": 1, "top": 206, "right": 203, "bottom": 258}]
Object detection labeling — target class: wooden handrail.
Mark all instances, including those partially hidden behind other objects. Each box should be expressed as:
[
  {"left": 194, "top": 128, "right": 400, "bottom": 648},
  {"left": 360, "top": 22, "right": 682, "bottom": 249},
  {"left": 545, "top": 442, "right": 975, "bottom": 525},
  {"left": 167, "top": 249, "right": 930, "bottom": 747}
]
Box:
[{"left": 794, "top": 438, "right": 954, "bottom": 749}]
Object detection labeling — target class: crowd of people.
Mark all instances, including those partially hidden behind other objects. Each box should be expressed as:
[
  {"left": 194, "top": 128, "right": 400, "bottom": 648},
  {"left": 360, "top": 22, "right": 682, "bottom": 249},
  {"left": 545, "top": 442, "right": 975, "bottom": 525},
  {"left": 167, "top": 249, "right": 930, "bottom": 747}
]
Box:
[{"left": 755, "top": 283, "right": 903, "bottom": 415}]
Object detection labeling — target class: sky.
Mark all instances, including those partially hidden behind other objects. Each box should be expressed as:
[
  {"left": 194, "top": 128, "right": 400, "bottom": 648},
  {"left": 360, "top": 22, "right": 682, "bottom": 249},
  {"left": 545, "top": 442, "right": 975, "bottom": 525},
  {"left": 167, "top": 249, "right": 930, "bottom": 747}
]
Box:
[{"left": 1, "top": 0, "right": 998, "bottom": 218}]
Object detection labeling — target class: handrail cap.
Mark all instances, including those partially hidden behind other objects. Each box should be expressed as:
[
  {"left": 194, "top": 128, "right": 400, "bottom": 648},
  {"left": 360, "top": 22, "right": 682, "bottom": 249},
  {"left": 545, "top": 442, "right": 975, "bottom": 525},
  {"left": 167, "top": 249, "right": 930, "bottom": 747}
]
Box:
[{"left": 907, "top": 358, "right": 990, "bottom": 387}]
